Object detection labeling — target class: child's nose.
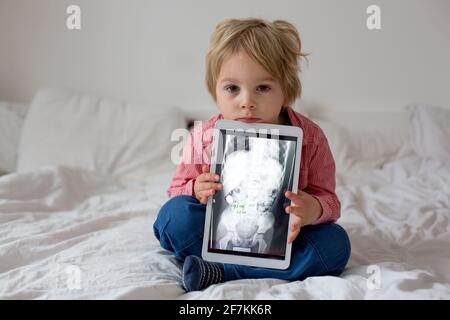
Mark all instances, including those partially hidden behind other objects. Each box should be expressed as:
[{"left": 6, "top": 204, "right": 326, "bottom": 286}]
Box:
[{"left": 240, "top": 92, "right": 256, "bottom": 110}]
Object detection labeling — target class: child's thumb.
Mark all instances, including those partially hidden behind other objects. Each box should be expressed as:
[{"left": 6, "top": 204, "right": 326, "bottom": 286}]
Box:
[{"left": 202, "top": 164, "right": 209, "bottom": 173}]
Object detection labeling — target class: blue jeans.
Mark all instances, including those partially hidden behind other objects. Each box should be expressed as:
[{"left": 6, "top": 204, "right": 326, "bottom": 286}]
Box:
[{"left": 153, "top": 195, "right": 351, "bottom": 282}]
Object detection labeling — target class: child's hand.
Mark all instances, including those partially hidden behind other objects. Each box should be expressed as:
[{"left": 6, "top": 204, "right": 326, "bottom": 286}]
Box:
[
  {"left": 284, "top": 190, "right": 323, "bottom": 244},
  {"left": 194, "top": 165, "right": 223, "bottom": 204}
]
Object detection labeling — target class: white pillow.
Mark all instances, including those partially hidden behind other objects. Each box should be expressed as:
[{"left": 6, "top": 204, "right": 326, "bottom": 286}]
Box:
[
  {"left": 310, "top": 110, "right": 411, "bottom": 172},
  {"left": 405, "top": 103, "right": 450, "bottom": 160},
  {"left": 17, "top": 88, "right": 186, "bottom": 182},
  {"left": 0, "top": 101, "right": 28, "bottom": 174}
]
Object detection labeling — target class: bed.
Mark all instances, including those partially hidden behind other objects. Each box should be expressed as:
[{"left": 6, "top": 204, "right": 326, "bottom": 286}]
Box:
[{"left": 1, "top": 88, "right": 449, "bottom": 299}]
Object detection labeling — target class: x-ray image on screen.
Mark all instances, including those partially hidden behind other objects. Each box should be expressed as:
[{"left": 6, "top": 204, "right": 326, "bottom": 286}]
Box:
[{"left": 208, "top": 129, "right": 297, "bottom": 259}]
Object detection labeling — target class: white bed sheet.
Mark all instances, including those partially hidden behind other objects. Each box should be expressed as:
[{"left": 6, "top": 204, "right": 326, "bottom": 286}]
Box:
[{"left": 0, "top": 156, "right": 449, "bottom": 299}]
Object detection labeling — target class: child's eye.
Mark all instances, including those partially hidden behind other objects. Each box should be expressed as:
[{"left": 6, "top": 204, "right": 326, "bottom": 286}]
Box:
[
  {"left": 225, "top": 85, "right": 271, "bottom": 93},
  {"left": 225, "top": 85, "right": 239, "bottom": 93},
  {"left": 257, "top": 85, "right": 271, "bottom": 92}
]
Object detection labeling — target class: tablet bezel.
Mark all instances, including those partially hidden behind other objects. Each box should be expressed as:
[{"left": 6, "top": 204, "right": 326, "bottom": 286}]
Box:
[{"left": 201, "top": 119, "right": 303, "bottom": 270}]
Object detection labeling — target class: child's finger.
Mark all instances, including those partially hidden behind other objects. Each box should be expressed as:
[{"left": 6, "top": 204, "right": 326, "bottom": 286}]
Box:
[
  {"left": 288, "top": 227, "right": 301, "bottom": 244},
  {"left": 201, "top": 164, "right": 210, "bottom": 173},
  {"left": 290, "top": 217, "right": 302, "bottom": 231},
  {"left": 287, "top": 216, "right": 302, "bottom": 243},
  {"left": 198, "top": 193, "right": 208, "bottom": 204},
  {"left": 285, "top": 190, "right": 302, "bottom": 203},
  {"left": 198, "top": 188, "right": 216, "bottom": 200},
  {"left": 198, "top": 173, "right": 220, "bottom": 183},
  {"left": 201, "top": 191, "right": 215, "bottom": 204},
  {"left": 200, "top": 182, "right": 222, "bottom": 191},
  {"left": 285, "top": 204, "right": 303, "bottom": 215}
]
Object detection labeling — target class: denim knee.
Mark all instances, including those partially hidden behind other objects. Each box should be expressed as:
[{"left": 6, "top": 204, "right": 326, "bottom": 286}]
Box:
[
  {"left": 301, "top": 223, "right": 351, "bottom": 276},
  {"left": 153, "top": 195, "right": 206, "bottom": 252},
  {"left": 328, "top": 224, "right": 351, "bottom": 274}
]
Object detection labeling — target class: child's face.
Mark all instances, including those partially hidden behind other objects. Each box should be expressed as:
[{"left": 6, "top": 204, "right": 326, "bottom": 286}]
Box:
[{"left": 215, "top": 51, "right": 285, "bottom": 125}]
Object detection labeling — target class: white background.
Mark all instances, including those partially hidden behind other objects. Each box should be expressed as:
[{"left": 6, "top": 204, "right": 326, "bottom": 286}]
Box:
[{"left": 1, "top": 0, "right": 449, "bottom": 114}]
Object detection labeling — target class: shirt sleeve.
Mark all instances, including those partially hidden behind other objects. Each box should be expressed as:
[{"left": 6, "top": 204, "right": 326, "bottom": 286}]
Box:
[
  {"left": 167, "top": 129, "right": 203, "bottom": 198},
  {"left": 302, "top": 128, "right": 341, "bottom": 225}
]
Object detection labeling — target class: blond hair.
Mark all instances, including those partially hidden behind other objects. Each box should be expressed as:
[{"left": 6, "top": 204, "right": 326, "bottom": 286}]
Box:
[{"left": 205, "top": 18, "right": 309, "bottom": 107}]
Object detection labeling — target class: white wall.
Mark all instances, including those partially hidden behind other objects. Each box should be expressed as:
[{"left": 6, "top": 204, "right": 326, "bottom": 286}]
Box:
[{"left": 1, "top": 0, "right": 449, "bottom": 115}]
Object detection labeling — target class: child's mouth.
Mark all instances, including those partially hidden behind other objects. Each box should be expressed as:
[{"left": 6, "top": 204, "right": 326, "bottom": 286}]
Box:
[{"left": 236, "top": 117, "right": 261, "bottom": 123}]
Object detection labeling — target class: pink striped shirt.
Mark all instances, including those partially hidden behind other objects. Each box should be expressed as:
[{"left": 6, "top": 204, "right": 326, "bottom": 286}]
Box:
[{"left": 167, "top": 106, "right": 341, "bottom": 225}]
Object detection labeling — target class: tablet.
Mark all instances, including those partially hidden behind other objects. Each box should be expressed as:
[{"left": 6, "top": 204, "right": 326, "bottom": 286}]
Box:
[{"left": 202, "top": 119, "right": 303, "bottom": 270}]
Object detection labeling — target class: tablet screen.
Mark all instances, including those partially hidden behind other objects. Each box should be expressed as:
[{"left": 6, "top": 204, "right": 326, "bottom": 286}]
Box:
[{"left": 207, "top": 128, "right": 298, "bottom": 261}]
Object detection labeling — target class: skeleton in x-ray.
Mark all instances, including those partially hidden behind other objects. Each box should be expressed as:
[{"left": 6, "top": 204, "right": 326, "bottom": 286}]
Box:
[{"left": 217, "top": 137, "right": 284, "bottom": 253}]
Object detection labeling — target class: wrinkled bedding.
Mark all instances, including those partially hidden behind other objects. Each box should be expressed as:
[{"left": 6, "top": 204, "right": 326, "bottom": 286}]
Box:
[{"left": 1, "top": 156, "right": 449, "bottom": 299}]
